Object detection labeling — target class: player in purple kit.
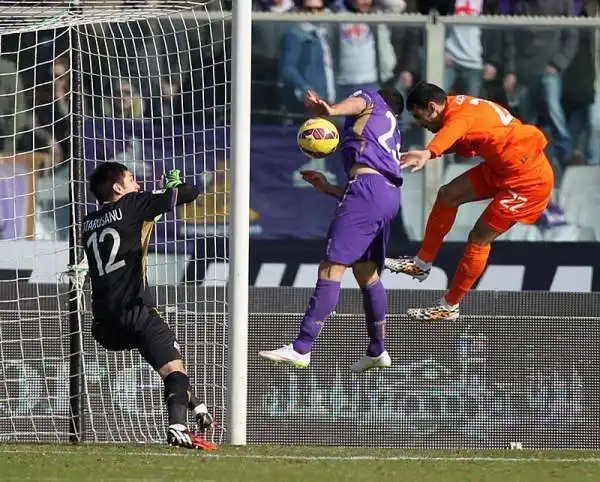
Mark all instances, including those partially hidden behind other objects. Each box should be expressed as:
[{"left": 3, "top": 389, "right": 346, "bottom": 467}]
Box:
[{"left": 259, "top": 87, "right": 404, "bottom": 373}]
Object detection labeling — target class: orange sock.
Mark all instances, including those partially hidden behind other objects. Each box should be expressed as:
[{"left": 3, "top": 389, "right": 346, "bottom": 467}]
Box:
[
  {"left": 445, "top": 242, "right": 491, "bottom": 306},
  {"left": 417, "top": 198, "right": 458, "bottom": 263}
]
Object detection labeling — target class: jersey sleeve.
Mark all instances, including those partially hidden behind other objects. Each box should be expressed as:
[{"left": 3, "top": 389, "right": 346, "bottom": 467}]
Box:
[
  {"left": 130, "top": 189, "right": 177, "bottom": 221},
  {"left": 454, "top": 144, "right": 477, "bottom": 158},
  {"left": 349, "top": 89, "right": 374, "bottom": 108},
  {"left": 426, "top": 116, "right": 475, "bottom": 158}
]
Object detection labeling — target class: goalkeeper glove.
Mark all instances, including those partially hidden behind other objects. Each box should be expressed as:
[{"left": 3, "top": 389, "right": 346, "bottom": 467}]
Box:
[
  {"left": 163, "top": 168, "right": 183, "bottom": 189},
  {"left": 154, "top": 170, "right": 183, "bottom": 222}
]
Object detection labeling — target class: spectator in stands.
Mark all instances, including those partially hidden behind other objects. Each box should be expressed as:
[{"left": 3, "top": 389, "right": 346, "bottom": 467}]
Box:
[
  {"left": 382, "top": 0, "right": 421, "bottom": 93},
  {"left": 379, "top": 0, "right": 422, "bottom": 131},
  {"left": 0, "top": 57, "right": 33, "bottom": 155},
  {"left": 331, "top": 0, "right": 397, "bottom": 100},
  {"left": 252, "top": 0, "right": 296, "bottom": 123},
  {"left": 505, "top": 0, "right": 578, "bottom": 172},
  {"left": 254, "top": 0, "right": 295, "bottom": 11},
  {"left": 115, "top": 16, "right": 189, "bottom": 120},
  {"left": 444, "top": 0, "right": 484, "bottom": 96},
  {"left": 562, "top": 0, "right": 598, "bottom": 166},
  {"left": 103, "top": 78, "right": 145, "bottom": 120},
  {"left": 33, "top": 55, "right": 74, "bottom": 163},
  {"left": 583, "top": 0, "right": 600, "bottom": 165},
  {"left": 279, "top": 0, "right": 336, "bottom": 117}
]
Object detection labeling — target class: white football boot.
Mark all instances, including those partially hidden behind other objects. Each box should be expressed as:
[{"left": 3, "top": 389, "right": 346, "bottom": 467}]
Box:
[
  {"left": 258, "top": 344, "right": 310, "bottom": 368},
  {"left": 384, "top": 256, "right": 431, "bottom": 282},
  {"left": 350, "top": 350, "right": 392, "bottom": 373},
  {"left": 407, "top": 298, "right": 460, "bottom": 321}
]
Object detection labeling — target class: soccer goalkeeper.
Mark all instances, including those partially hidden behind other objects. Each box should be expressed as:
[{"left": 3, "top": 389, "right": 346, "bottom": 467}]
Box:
[{"left": 82, "top": 162, "right": 216, "bottom": 451}]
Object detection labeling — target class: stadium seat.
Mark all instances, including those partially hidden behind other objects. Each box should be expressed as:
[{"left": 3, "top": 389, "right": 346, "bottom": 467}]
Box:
[
  {"left": 559, "top": 165, "right": 600, "bottom": 207},
  {"left": 562, "top": 193, "right": 600, "bottom": 239},
  {"left": 497, "top": 223, "right": 543, "bottom": 241}
]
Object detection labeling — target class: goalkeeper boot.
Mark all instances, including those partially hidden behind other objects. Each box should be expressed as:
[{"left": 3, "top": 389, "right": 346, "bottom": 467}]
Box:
[
  {"left": 384, "top": 256, "right": 431, "bottom": 282},
  {"left": 350, "top": 350, "right": 392, "bottom": 373},
  {"left": 167, "top": 424, "right": 217, "bottom": 451},
  {"left": 258, "top": 344, "right": 310, "bottom": 368},
  {"left": 407, "top": 298, "right": 460, "bottom": 322},
  {"left": 191, "top": 402, "right": 215, "bottom": 432}
]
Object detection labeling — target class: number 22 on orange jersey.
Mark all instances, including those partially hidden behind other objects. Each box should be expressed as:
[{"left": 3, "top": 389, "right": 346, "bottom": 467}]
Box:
[
  {"left": 469, "top": 97, "right": 514, "bottom": 126},
  {"left": 499, "top": 190, "right": 528, "bottom": 212}
]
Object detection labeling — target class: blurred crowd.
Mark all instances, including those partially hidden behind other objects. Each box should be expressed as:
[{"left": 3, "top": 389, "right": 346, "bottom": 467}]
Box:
[
  {"left": 253, "top": 0, "right": 600, "bottom": 174},
  {"left": 0, "top": 0, "right": 598, "bottom": 241},
  {"left": 0, "top": 5, "right": 229, "bottom": 165}
]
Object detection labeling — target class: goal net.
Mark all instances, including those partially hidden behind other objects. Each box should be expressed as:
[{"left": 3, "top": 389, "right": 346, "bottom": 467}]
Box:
[{"left": 0, "top": 0, "right": 231, "bottom": 443}]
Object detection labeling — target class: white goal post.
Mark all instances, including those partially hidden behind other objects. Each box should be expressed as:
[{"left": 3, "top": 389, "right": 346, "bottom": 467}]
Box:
[{"left": 0, "top": 0, "right": 250, "bottom": 445}]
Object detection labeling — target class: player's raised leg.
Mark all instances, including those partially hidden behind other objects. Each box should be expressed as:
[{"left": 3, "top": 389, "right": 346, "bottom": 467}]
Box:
[
  {"left": 385, "top": 169, "right": 485, "bottom": 280},
  {"left": 137, "top": 310, "right": 216, "bottom": 451},
  {"left": 158, "top": 361, "right": 216, "bottom": 451},
  {"left": 258, "top": 260, "right": 346, "bottom": 367},
  {"left": 350, "top": 260, "right": 392, "bottom": 373},
  {"left": 407, "top": 215, "right": 504, "bottom": 321}
]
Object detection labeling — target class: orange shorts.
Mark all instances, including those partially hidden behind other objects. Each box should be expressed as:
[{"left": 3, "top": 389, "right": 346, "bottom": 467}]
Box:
[{"left": 466, "top": 157, "right": 554, "bottom": 233}]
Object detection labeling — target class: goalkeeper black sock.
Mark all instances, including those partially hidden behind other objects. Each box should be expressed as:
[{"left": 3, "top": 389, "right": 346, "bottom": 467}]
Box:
[
  {"left": 188, "top": 391, "right": 201, "bottom": 410},
  {"left": 164, "top": 371, "right": 189, "bottom": 427}
]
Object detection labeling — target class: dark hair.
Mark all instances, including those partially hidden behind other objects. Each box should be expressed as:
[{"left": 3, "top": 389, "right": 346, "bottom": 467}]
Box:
[
  {"left": 89, "top": 162, "right": 129, "bottom": 203},
  {"left": 378, "top": 87, "right": 404, "bottom": 116},
  {"left": 406, "top": 81, "right": 447, "bottom": 111}
]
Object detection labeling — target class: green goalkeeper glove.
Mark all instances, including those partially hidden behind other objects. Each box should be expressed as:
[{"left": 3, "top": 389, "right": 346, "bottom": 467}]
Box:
[
  {"left": 154, "top": 169, "right": 183, "bottom": 222},
  {"left": 163, "top": 168, "right": 183, "bottom": 189}
]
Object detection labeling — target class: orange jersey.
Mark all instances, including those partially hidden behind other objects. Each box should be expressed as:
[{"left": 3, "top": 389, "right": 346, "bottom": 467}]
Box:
[{"left": 427, "top": 95, "right": 549, "bottom": 184}]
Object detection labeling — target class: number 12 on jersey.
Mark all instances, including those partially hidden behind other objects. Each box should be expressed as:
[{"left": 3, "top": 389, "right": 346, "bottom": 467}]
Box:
[{"left": 87, "top": 227, "right": 126, "bottom": 276}]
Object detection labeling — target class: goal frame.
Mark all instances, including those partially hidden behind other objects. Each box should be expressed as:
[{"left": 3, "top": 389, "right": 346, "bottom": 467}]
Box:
[
  {"left": 227, "top": 0, "right": 251, "bottom": 446},
  {"left": 17, "top": 1, "right": 254, "bottom": 445}
]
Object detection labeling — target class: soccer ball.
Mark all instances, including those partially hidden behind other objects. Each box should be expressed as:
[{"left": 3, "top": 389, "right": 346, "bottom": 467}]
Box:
[{"left": 297, "top": 118, "right": 339, "bottom": 158}]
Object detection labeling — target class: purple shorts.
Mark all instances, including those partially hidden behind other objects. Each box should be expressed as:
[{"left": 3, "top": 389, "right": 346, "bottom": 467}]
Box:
[{"left": 325, "top": 174, "right": 401, "bottom": 271}]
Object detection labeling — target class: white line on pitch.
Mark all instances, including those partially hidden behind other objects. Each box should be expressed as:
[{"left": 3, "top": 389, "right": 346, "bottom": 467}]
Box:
[
  {"left": 220, "top": 454, "right": 600, "bottom": 463},
  {"left": 3, "top": 448, "right": 600, "bottom": 463}
]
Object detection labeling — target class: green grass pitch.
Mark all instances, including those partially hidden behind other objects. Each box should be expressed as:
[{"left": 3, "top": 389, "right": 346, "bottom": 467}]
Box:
[{"left": 3, "top": 444, "right": 600, "bottom": 481}]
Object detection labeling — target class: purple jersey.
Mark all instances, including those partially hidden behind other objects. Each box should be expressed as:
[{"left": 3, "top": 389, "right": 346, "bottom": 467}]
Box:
[{"left": 340, "top": 89, "right": 403, "bottom": 187}]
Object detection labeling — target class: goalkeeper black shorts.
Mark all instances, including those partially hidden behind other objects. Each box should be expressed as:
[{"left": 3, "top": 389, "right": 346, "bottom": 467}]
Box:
[{"left": 92, "top": 303, "right": 182, "bottom": 371}]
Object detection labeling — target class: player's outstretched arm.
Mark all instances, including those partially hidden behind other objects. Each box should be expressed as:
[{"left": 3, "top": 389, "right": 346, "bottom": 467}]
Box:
[
  {"left": 134, "top": 169, "right": 201, "bottom": 222},
  {"left": 301, "top": 170, "right": 344, "bottom": 199},
  {"left": 426, "top": 117, "right": 473, "bottom": 158},
  {"left": 304, "top": 90, "right": 367, "bottom": 118},
  {"left": 163, "top": 168, "right": 200, "bottom": 206}
]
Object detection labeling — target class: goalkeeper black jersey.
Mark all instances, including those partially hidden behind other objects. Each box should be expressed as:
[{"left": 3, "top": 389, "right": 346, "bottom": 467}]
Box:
[{"left": 82, "top": 189, "right": 176, "bottom": 318}]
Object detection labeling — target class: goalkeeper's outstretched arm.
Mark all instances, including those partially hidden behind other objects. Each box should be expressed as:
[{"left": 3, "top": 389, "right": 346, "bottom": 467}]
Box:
[
  {"left": 138, "top": 186, "right": 199, "bottom": 222},
  {"left": 173, "top": 183, "right": 200, "bottom": 206}
]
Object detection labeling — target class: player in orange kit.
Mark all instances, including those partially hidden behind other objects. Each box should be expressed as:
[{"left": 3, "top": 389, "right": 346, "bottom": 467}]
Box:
[{"left": 385, "top": 81, "right": 554, "bottom": 321}]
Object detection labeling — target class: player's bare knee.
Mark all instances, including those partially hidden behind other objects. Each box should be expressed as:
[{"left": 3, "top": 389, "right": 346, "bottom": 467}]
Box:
[
  {"left": 437, "top": 184, "right": 461, "bottom": 207},
  {"left": 468, "top": 221, "right": 500, "bottom": 245},
  {"left": 438, "top": 178, "right": 475, "bottom": 207},
  {"left": 158, "top": 359, "right": 186, "bottom": 379},
  {"left": 318, "top": 260, "right": 346, "bottom": 281},
  {"left": 352, "top": 262, "right": 378, "bottom": 287}
]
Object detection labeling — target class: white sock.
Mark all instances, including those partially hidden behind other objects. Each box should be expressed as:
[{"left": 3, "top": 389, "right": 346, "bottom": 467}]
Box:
[
  {"left": 441, "top": 296, "right": 459, "bottom": 308},
  {"left": 169, "top": 423, "right": 187, "bottom": 431},
  {"left": 192, "top": 403, "right": 208, "bottom": 416},
  {"left": 414, "top": 256, "right": 432, "bottom": 271}
]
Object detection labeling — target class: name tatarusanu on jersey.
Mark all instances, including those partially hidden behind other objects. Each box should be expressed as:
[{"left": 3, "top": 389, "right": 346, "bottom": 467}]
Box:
[{"left": 82, "top": 190, "right": 176, "bottom": 317}]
